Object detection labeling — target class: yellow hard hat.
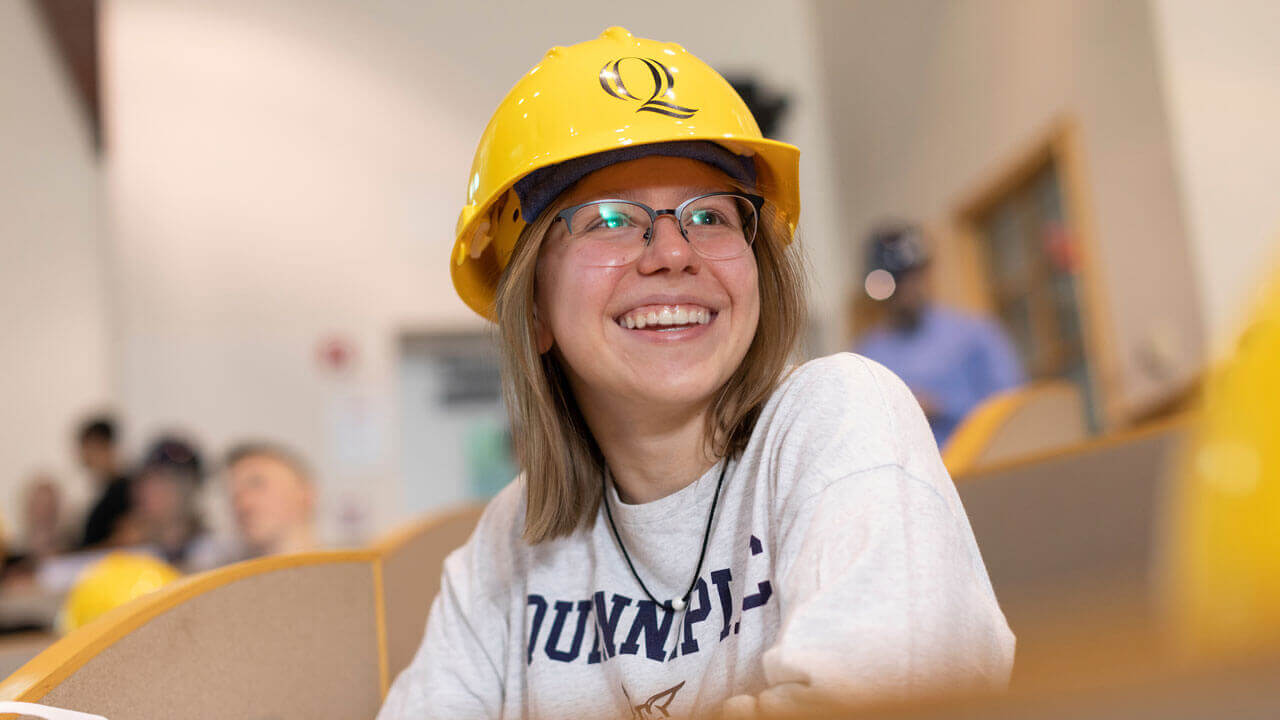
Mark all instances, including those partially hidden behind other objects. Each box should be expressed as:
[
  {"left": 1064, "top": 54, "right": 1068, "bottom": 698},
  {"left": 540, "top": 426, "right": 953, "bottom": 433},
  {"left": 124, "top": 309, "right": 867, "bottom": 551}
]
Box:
[
  {"left": 452, "top": 26, "right": 801, "bottom": 319},
  {"left": 1169, "top": 260, "right": 1280, "bottom": 657},
  {"left": 57, "top": 552, "right": 182, "bottom": 634}
]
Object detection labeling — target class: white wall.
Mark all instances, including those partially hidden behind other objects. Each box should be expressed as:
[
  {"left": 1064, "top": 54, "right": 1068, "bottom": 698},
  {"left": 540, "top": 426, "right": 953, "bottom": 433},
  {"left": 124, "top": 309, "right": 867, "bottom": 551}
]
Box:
[
  {"left": 812, "top": 0, "right": 1205, "bottom": 418},
  {"left": 101, "top": 0, "right": 840, "bottom": 540},
  {"left": 1151, "top": 0, "right": 1280, "bottom": 353},
  {"left": 0, "top": 2, "right": 112, "bottom": 536}
]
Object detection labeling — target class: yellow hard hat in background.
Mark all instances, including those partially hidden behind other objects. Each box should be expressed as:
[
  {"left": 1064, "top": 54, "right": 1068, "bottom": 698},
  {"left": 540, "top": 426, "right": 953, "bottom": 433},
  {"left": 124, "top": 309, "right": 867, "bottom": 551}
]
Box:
[
  {"left": 57, "top": 553, "right": 182, "bottom": 634},
  {"left": 452, "top": 26, "right": 801, "bottom": 319},
  {"left": 1169, "top": 260, "right": 1280, "bottom": 658}
]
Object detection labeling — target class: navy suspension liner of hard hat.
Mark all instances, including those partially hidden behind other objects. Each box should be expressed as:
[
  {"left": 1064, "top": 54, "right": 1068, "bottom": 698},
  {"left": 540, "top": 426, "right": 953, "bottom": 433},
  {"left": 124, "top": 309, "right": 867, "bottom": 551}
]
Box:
[{"left": 513, "top": 140, "right": 757, "bottom": 223}]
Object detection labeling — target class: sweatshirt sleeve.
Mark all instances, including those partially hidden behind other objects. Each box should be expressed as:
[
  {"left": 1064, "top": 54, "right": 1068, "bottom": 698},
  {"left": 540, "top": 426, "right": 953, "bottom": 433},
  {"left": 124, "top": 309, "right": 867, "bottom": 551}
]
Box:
[
  {"left": 377, "top": 539, "right": 507, "bottom": 719},
  {"left": 723, "top": 355, "right": 1015, "bottom": 716}
]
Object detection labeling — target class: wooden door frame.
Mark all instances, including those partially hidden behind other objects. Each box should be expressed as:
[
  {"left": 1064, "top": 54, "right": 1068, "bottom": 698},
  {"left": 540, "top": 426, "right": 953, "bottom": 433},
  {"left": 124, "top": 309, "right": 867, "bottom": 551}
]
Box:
[{"left": 951, "top": 117, "right": 1121, "bottom": 428}]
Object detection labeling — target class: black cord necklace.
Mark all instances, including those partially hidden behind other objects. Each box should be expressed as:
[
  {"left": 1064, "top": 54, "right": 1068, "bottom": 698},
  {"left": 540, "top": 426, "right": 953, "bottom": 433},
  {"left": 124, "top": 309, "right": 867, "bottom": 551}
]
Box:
[{"left": 601, "top": 458, "right": 729, "bottom": 614}]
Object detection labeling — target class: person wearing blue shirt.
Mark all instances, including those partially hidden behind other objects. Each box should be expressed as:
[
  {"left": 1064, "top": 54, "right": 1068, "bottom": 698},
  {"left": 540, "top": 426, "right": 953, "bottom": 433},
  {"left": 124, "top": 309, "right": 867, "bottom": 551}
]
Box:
[{"left": 853, "top": 224, "right": 1025, "bottom": 447}]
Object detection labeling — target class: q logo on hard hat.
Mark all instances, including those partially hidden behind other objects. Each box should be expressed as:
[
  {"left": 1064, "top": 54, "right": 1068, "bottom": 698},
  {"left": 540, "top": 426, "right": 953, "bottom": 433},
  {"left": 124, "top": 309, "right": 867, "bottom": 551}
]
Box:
[{"left": 599, "top": 57, "right": 698, "bottom": 119}]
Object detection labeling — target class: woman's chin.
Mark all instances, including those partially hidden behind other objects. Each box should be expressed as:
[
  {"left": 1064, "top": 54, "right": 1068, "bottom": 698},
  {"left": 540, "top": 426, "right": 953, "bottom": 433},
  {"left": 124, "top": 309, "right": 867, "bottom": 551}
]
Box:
[{"left": 618, "top": 372, "right": 728, "bottom": 410}]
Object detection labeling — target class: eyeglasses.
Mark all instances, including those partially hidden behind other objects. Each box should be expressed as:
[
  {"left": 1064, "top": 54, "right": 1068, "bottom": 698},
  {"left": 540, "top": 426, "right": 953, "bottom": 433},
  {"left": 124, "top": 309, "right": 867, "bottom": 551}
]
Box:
[{"left": 554, "top": 192, "right": 765, "bottom": 267}]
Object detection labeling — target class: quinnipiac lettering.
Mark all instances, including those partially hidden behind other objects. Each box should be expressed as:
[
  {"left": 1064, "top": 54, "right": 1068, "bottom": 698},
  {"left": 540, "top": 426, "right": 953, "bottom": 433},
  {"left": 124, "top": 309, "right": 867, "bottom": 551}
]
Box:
[{"left": 525, "top": 537, "right": 774, "bottom": 666}]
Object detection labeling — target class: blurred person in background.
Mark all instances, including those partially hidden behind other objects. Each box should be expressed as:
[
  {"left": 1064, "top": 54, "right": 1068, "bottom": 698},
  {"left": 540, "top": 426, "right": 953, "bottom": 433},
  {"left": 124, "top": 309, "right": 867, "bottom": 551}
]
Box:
[
  {"left": 75, "top": 415, "right": 137, "bottom": 549},
  {"left": 0, "top": 474, "right": 70, "bottom": 594},
  {"left": 132, "top": 436, "right": 222, "bottom": 572},
  {"left": 853, "top": 223, "right": 1024, "bottom": 447},
  {"left": 20, "top": 475, "right": 70, "bottom": 559},
  {"left": 224, "top": 443, "right": 318, "bottom": 558}
]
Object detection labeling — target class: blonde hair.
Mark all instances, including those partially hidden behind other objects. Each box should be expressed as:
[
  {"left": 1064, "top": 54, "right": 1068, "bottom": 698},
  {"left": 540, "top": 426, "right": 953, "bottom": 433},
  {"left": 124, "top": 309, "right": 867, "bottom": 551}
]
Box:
[{"left": 495, "top": 186, "right": 808, "bottom": 543}]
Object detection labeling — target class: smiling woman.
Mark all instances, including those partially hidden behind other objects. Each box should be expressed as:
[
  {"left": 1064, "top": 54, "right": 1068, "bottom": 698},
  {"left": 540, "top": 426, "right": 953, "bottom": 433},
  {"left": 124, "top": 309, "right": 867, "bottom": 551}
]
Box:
[{"left": 379, "top": 27, "right": 1013, "bottom": 720}]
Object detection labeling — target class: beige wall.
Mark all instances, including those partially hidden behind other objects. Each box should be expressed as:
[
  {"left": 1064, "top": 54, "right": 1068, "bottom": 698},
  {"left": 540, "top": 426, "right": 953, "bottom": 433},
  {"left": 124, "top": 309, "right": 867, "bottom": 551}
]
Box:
[
  {"left": 1151, "top": 0, "right": 1280, "bottom": 353},
  {"left": 813, "top": 0, "right": 1205, "bottom": 419},
  {"left": 101, "top": 0, "right": 841, "bottom": 539},
  {"left": 0, "top": 2, "right": 112, "bottom": 534},
  {"left": 26, "top": 0, "right": 1269, "bottom": 544}
]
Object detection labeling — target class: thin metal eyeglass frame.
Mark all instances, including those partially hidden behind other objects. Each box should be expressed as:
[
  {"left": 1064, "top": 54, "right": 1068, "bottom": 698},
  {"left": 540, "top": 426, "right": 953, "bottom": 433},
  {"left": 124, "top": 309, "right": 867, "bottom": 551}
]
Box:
[{"left": 553, "top": 191, "right": 766, "bottom": 260}]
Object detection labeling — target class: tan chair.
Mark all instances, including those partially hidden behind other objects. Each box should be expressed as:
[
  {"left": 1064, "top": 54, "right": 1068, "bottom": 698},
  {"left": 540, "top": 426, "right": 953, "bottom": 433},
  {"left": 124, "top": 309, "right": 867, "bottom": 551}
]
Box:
[
  {"left": 0, "top": 503, "right": 487, "bottom": 719},
  {"left": 0, "top": 552, "right": 384, "bottom": 720},
  {"left": 0, "top": 636, "right": 54, "bottom": 689},
  {"left": 372, "top": 504, "right": 485, "bottom": 683},
  {"left": 956, "top": 416, "right": 1193, "bottom": 676},
  {"left": 943, "top": 380, "right": 1089, "bottom": 475}
]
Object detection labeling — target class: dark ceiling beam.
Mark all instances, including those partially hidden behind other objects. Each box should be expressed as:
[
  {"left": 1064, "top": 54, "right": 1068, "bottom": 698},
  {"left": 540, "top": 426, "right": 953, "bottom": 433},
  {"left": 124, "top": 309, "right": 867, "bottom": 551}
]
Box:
[{"left": 32, "top": 0, "right": 102, "bottom": 154}]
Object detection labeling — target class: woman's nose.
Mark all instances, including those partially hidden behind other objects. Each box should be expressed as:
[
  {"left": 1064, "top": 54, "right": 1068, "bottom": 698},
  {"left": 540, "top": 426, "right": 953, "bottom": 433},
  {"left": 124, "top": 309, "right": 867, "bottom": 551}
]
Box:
[{"left": 636, "top": 215, "right": 700, "bottom": 275}]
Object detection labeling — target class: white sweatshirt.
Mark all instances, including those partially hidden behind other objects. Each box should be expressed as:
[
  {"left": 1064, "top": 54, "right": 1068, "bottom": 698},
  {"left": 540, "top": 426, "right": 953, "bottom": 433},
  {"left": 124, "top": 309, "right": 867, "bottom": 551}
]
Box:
[{"left": 379, "top": 353, "right": 1014, "bottom": 719}]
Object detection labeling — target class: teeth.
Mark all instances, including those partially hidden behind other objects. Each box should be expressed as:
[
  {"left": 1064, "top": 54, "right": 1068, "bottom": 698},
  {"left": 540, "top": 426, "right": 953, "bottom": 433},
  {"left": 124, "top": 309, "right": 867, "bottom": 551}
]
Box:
[{"left": 617, "top": 305, "right": 714, "bottom": 329}]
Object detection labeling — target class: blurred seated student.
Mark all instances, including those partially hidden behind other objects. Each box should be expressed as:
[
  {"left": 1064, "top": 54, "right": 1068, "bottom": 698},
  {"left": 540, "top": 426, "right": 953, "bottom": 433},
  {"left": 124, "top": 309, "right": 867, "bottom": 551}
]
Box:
[
  {"left": 74, "top": 415, "right": 137, "bottom": 549},
  {"left": 0, "top": 475, "right": 71, "bottom": 614},
  {"left": 224, "top": 443, "right": 318, "bottom": 558},
  {"left": 20, "top": 474, "right": 71, "bottom": 560},
  {"left": 132, "top": 436, "right": 223, "bottom": 572},
  {"left": 853, "top": 223, "right": 1025, "bottom": 447}
]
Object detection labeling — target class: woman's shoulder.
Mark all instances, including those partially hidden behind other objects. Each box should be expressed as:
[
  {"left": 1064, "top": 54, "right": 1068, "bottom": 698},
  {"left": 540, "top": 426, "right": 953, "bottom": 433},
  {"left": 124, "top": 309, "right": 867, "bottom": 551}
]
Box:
[
  {"left": 448, "top": 478, "right": 596, "bottom": 605},
  {"left": 444, "top": 478, "right": 529, "bottom": 602},
  {"left": 768, "top": 352, "right": 923, "bottom": 430},
  {"left": 778, "top": 351, "right": 897, "bottom": 393},
  {"left": 750, "top": 352, "right": 943, "bottom": 490},
  {"left": 473, "top": 477, "right": 528, "bottom": 541}
]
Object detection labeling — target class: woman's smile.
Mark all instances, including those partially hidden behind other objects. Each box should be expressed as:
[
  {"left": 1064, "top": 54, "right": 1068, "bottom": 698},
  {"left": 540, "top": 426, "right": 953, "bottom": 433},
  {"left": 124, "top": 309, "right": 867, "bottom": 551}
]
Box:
[
  {"left": 614, "top": 304, "right": 716, "bottom": 330},
  {"left": 612, "top": 306, "right": 718, "bottom": 345}
]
